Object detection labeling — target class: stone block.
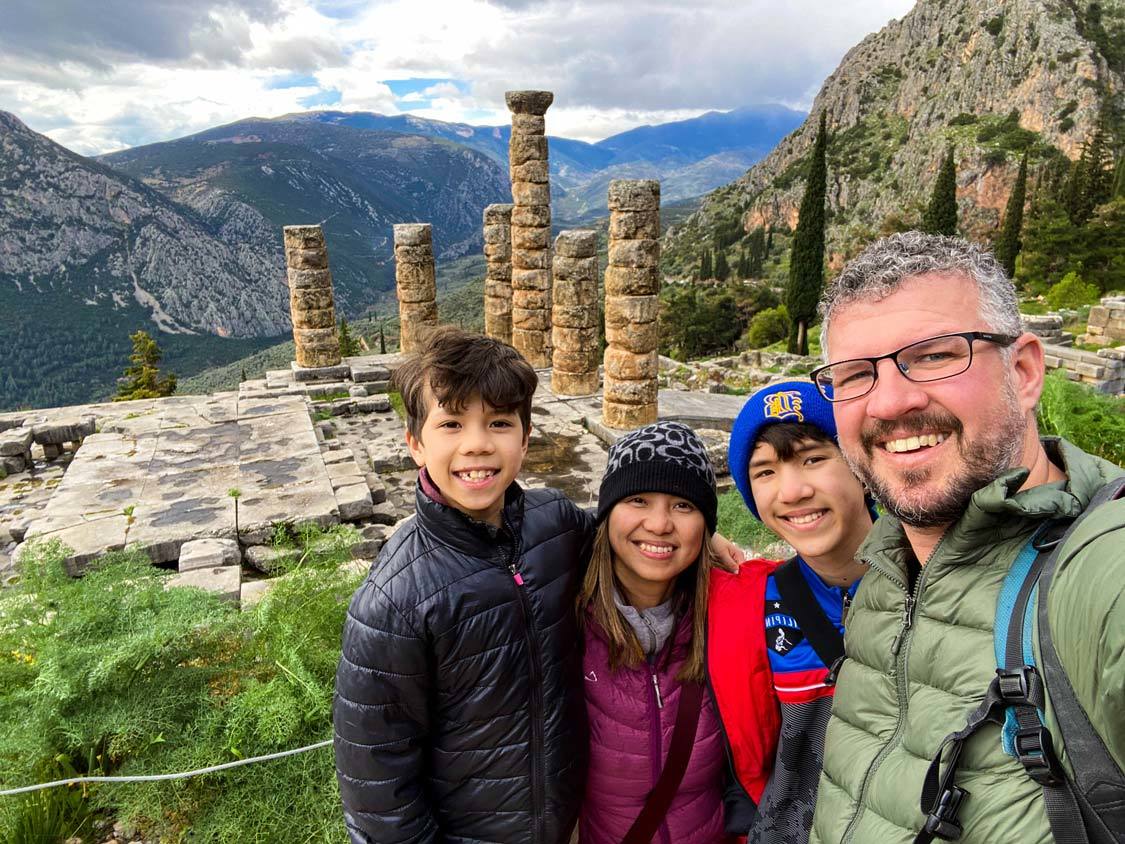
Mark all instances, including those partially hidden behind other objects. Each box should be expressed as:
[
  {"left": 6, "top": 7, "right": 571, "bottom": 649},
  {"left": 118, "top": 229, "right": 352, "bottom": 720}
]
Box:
[
  {"left": 608, "top": 211, "right": 660, "bottom": 241},
  {"left": 291, "top": 306, "right": 336, "bottom": 329},
  {"left": 286, "top": 268, "right": 332, "bottom": 290},
  {"left": 552, "top": 326, "right": 599, "bottom": 353},
  {"left": 552, "top": 304, "right": 596, "bottom": 329},
  {"left": 1, "top": 455, "right": 27, "bottom": 474},
  {"left": 364, "top": 473, "right": 388, "bottom": 504},
  {"left": 484, "top": 228, "right": 511, "bottom": 248},
  {"left": 370, "top": 499, "right": 399, "bottom": 525},
  {"left": 512, "top": 181, "right": 551, "bottom": 206},
  {"left": 293, "top": 328, "right": 342, "bottom": 368},
  {"left": 512, "top": 308, "right": 551, "bottom": 331},
  {"left": 1042, "top": 354, "right": 1062, "bottom": 369},
  {"left": 394, "top": 245, "right": 435, "bottom": 264},
  {"left": 396, "top": 260, "right": 436, "bottom": 288},
  {"left": 42, "top": 443, "right": 63, "bottom": 461},
  {"left": 514, "top": 289, "right": 550, "bottom": 311},
  {"left": 1098, "top": 347, "right": 1125, "bottom": 361},
  {"left": 509, "top": 134, "right": 549, "bottom": 166},
  {"left": 484, "top": 203, "right": 515, "bottom": 224},
  {"left": 240, "top": 579, "right": 275, "bottom": 609},
  {"left": 336, "top": 483, "right": 374, "bottom": 521},
  {"left": 484, "top": 242, "right": 512, "bottom": 262},
  {"left": 512, "top": 225, "right": 552, "bottom": 251},
  {"left": 178, "top": 538, "right": 241, "bottom": 572},
  {"left": 552, "top": 256, "right": 598, "bottom": 281},
  {"left": 1076, "top": 362, "right": 1107, "bottom": 379},
  {"left": 244, "top": 545, "right": 298, "bottom": 573},
  {"left": 397, "top": 281, "right": 437, "bottom": 305},
  {"left": 285, "top": 248, "right": 328, "bottom": 270},
  {"left": 356, "top": 395, "right": 393, "bottom": 414},
  {"left": 607, "top": 180, "right": 660, "bottom": 211},
  {"left": 505, "top": 90, "right": 554, "bottom": 115},
  {"left": 283, "top": 225, "right": 325, "bottom": 250},
  {"left": 551, "top": 370, "right": 600, "bottom": 396},
  {"left": 351, "top": 365, "right": 391, "bottom": 383},
  {"left": 608, "top": 239, "right": 659, "bottom": 269},
  {"left": 0, "top": 417, "right": 27, "bottom": 433},
  {"left": 393, "top": 223, "right": 432, "bottom": 246},
  {"left": 327, "top": 460, "right": 365, "bottom": 487},
  {"left": 605, "top": 266, "right": 659, "bottom": 297},
  {"left": 555, "top": 229, "right": 598, "bottom": 258},
  {"left": 349, "top": 385, "right": 368, "bottom": 398},
  {"left": 290, "top": 362, "right": 350, "bottom": 383},
  {"left": 604, "top": 348, "right": 659, "bottom": 380},
  {"left": 511, "top": 205, "right": 551, "bottom": 227},
  {"left": 290, "top": 287, "right": 335, "bottom": 312},
  {"left": 512, "top": 329, "right": 550, "bottom": 363},
  {"left": 0, "top": 428, "right": 32, "bottom": 456},
  {"left": 511, "top": 159, "right": 550, "bottom": 184},
  {"left": 31, "top": 417, "right": 95, "bottom": 446},
  {"left": 512, "top": 268, "right": 552, "bottom": 291},
  {"left": 1088, "top": 306, "right": 1109, "bottom": 328},
  {"left": 606, "top": 321, "right": 659, "bottom": 354},
  {"left": 166, "top": 566, "right": 241, "bottom": 602},
  {"left": 553, "top": 347, "right": 600, "bottom": 372},
  {"left": 604, "top": 295, "right": 659, "bottom": 327},
  {"left": 368, "top": 442, "right": 415, "bottom": 473},
  {"left": 511, "top": 113, "right": 545, "bottom": 134},
  {"left": 604, "top": 375, "right": 658, "bottom": 406},
  {"left": 553, "top": 279, "right": 598, "bottom": 308},
  {"left": 399, "top": 299, "right": 439, "bottom": 322},
  {"left": 603, "top": 400, "right": 657, "bottom": 430}
]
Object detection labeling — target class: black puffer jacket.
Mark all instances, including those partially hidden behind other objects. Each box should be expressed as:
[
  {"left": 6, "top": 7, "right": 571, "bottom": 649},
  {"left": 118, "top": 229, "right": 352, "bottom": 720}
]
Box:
[{"left": 334, "top": 481, "right": 593, "bottom": 844}]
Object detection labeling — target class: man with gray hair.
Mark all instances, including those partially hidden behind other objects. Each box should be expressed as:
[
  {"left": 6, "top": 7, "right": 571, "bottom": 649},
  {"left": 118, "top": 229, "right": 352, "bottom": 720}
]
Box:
[{"left": 805, "top": 232, "right": 1124, "bottom": 844}]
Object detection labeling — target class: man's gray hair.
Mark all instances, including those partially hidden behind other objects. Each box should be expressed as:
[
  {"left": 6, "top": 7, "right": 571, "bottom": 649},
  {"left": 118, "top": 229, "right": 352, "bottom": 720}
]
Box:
[{"left": 819, "top": 232, "right": 1022, "bottom": 360}]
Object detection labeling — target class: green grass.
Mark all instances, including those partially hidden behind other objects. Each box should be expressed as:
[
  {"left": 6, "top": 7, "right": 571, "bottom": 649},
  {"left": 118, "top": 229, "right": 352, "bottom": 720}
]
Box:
[
  {"left": 1038, "top": 371, "right": 1125, "bottom": 467},
  {"left": 0, "top": 525, "right": 361, "bottom": 843}
]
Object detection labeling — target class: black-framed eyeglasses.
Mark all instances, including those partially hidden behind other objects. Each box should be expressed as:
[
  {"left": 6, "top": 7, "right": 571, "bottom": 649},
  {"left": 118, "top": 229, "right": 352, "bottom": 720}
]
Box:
[{"left": 809, "top": 331, "right": 1019, "bottom": 402}]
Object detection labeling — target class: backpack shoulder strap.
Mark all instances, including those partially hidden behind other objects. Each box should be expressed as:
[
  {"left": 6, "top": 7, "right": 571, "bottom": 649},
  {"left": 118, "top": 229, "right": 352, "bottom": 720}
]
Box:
[
  {"left": 1035, "top": 476, "right": 1125, "bottom": 844},
  {"left": 773, "top": 557, "right": 845, "bottom": 669}
]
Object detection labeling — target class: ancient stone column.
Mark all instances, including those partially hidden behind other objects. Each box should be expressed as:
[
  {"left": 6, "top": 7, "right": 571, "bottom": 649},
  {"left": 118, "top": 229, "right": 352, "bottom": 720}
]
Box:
[
  {"left": 603, "top": 180, "right": 661, "bottom": 429},
  {"left": 483, "top": 204, "right": 513, "bottom": 345},
  {"left": 283, "top": 225, "right": 341, "bottom": 368},
  {"left": 394, "top": 223, "right": 438, "bottom": 354},
  {"left": 551, "top": 230, "right": 600, "bottom": 395},
  {"left": 506, "top": 90, "right": 554, "bottom": 368}
]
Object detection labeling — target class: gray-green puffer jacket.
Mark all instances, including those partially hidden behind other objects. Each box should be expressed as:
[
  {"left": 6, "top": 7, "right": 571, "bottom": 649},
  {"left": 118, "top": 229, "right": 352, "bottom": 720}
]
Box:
[{"left": 810, "top": 438, "right": 1125, "bottom": 844}]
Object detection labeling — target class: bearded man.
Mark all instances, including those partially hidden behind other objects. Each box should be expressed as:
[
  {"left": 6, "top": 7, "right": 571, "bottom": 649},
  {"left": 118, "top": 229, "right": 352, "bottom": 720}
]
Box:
[{"left": 805, "top": 232, "right": 1124, "bottom": 844}]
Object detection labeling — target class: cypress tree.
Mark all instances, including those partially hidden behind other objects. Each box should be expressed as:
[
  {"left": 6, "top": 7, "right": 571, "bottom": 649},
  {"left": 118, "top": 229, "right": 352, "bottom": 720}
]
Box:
[
  {"left": 748, "top": 227, "right": 766, "bottom": 277},
  {"left": 1064, "top": 117, "right": 1113, "bottom": 225},
  {"left": 765, "top": 226, "right": 773, "bottom": 255},
  {"left": 338, "top": 318, "right": 360, "bottom": 357},
  {"left": 700, "top": 250, "right": 713, "bottom": 280},
  {"left": 786, "top": 111, "right": 828, "bottom": 355},
  {"left": 994, "top": 153, "right": 1028, "bottom": 279},
  {"left": 922, "top": 146, "right": 958, "bottom": 236},
  {"left": 714, "top": 250, "right": 731, "bottom": 281}
]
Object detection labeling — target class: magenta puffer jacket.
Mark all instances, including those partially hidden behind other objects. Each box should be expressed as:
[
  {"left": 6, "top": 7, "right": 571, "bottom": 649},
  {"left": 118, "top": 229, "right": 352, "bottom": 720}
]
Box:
[{"left": 579, "top": 608, "right": 729, "bottom": 844}]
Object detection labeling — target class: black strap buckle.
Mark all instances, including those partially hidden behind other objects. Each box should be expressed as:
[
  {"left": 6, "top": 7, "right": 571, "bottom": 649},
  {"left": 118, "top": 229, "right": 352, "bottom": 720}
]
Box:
[
  {"left": 995, "top": 667, "right": 1040, "bottom": 707},
  {"left": 1013, "top": 726, "right": 1064, "bottom": 786},
  {"left": 923, "top": 785, "right": 969, "bottom": 840}
]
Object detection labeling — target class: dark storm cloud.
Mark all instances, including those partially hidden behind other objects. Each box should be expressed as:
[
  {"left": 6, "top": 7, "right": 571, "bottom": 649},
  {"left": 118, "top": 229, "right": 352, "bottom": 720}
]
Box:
[{"left": 0, "top": 0, "right": 283, "bottom": 72}]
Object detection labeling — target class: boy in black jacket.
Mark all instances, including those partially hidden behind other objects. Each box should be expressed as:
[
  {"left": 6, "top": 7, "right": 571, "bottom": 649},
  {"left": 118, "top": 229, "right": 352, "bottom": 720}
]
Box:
[{"left": 333, "top": 327, "right": 593, "bottom": 844}]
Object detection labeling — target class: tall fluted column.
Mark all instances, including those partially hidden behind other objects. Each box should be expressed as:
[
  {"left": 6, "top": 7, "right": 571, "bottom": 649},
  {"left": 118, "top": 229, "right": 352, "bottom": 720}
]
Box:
[
  {"left": 394, "top": 223, "right": 438, "bottom": 354},
  {"left": 603, "top": 180, "right": 660, "bottom": 429},
  {"left": 551, "top": 230, "right": 600, "bottom": 395},
  {"left": 506, "top": 90, "right": 553, "bottom": 367},
  {"left": 283, "top": 225, "right": 341, "bottom": 368},
  {"left": 483, "top": 203, "right": 514, "bottom": 345}
]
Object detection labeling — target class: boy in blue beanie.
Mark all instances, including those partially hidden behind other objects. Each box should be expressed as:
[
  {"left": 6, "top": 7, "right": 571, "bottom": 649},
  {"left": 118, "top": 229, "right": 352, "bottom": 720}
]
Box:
[{"left": 710, "top": 380, "right": 873, "bottom": 844}]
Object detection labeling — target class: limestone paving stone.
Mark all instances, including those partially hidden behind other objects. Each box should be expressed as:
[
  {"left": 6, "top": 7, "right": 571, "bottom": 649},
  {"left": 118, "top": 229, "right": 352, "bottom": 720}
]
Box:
[
  {"left": 335, "top": 483, "right": 375, "bottom": 522},
  {"left": 166, "top": 566, "right": 241, "bottom": 603},
  {"left": 244, "top": 545, "right": 299, "bottom": 574},
  {"left": 351, "top": 365, "right": 392, "bottom": 383},
  {"left": 31, "top": 417, "right": 95, "bottom": 446},
  {"left": 370, "top": 499, "right": 399, "bottom": 525},
  {"left": 0, "top": 429, "right": 32, "bottom": 456},
  {"left": 178, "top": 538, "right": 241, "bottom": 572},
  {"left": 290, "top": 363, "right": 351, "bottom": 384}
]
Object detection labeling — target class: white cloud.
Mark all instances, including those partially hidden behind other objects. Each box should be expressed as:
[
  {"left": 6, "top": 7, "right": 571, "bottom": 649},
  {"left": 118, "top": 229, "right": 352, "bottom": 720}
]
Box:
[{"left": 0, "top": 0, "right": 916, "bottom": 154}]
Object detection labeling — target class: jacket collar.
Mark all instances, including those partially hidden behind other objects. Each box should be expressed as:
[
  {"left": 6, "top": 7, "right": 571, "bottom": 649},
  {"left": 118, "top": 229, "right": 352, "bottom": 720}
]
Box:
[
  {"left": 413, "top": 472, "right": 526, "bottom": 556},
  {"left": 860, "top": 437, "right": 1121, "bottom": 577}
]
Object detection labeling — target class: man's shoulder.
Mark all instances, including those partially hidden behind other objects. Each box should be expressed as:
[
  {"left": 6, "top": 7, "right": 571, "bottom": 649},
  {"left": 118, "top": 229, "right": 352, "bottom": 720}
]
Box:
[{"left": 1052, "top": 494, "right": 1125, "bottom": 602}]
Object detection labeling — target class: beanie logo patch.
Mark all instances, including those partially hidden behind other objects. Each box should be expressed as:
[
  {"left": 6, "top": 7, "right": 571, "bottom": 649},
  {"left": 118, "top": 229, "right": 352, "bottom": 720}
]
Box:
[{"left": 763, "top": 390, "right": 805, "bottom": 422}]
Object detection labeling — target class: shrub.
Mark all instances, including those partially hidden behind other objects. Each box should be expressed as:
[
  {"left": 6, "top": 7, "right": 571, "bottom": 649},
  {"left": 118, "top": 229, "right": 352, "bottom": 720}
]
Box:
[
  {"left": 1038, "top": 372, "right": 1125, "bottom": 467},
  {"left": 1045, "top": 271, "right": 1100, "bottom": 310},
  {"left": 744, "top": 305, "right": 791, "bottom": 349}
]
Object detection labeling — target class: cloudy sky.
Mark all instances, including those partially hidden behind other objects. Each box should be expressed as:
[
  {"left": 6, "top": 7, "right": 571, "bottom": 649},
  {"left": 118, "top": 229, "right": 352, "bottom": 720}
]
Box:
[{"left": 0, "top": 0, "right": 915, "bottom": 156}]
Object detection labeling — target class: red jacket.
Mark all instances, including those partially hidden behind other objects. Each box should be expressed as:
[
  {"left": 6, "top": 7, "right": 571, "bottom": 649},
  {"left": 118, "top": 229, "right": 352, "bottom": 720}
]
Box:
[{"left": 706, "top": 559, "right": 782, "bottom": 806}]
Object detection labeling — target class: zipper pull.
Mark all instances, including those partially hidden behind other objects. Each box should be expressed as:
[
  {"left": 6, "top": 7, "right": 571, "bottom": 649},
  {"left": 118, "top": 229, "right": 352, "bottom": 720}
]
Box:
[
  {"left": 651, "top": 674, "right": 663, "bottom": 709},
  {"left": 890, "top": 593, "right": 915, "bottom": 656},
  {"left": 508, "top": 562, "right": 524, "bottom": 586},
  {"left": 842, "top": 591, "right": 852, "bottom": 627}
]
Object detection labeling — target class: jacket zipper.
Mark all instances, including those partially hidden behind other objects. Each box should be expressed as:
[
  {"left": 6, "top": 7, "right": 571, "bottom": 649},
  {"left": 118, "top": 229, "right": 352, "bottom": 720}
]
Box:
[
  {"left": 647, "top": 654, "right": 672, "bottom": 844},
  {"left": 840, "top": 538, "right": 944, "bottom": 844},
  {"left": 502, "top": 516, "right": 546, "bottom": 844}
]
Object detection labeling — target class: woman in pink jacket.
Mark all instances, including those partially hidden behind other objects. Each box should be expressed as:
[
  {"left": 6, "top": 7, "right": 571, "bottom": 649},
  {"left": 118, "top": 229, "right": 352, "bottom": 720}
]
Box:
[{"left": 577, "top": 422, "right": 731, "bottom": 844}]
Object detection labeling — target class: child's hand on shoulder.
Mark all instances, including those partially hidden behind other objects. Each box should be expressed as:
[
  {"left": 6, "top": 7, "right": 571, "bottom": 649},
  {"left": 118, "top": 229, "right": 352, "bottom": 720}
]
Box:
[{"left": 710, "top": 532, "right": 745, "bottom": 573}]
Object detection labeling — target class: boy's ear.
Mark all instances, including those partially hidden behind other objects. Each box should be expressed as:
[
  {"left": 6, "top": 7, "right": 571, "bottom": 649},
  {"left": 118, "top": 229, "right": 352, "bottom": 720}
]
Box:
[
  {"left": 405, "top": 427, "right": 426, "bottom": 469},
  {"left": 520, "top": 423, "right": 530, "bottom": 457}
]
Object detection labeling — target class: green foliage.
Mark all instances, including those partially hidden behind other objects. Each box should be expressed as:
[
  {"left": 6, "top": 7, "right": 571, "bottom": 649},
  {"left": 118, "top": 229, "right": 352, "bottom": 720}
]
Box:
[
  {"left": 1064, "top": 114, "right": 1114, "bottom": 226},
  {"left": 660, "top": 286, "right": 742, "bottom": 360},
  {"left": 716, "top": 490, "right": 783, "bottom": 555},
  {"left": 337, "top": 318, "right": 361, "bottom": 357},
  {"left": 743, "top": 305, "right": 791, "bottom": 349},
  {"left": 786, "top": 112, "right": 828, "bottom": 355},
  {"left": 1038, "top": 371, "right": 1125, "bottom": 467},
  {"left": 984, "top": 14, "right": 1005, "bottom": 36},
  {"left": 714, "top": 250, "right": 731, "bottom": 282},
  {"left": 114, "top": 330, "right": 177, "bottom": 402},
  {"left": 949, "top": 113, "right": 978, "bottom": 126},
  {"left": 994, "top": 153, "right": 1029, "bottom": 278},
  {"left": 1019, "top": 194, "right": 1125, "bottom": 295},
  {"left": 922, "top": 146, "right": 958, "bottom": 236},
  {"left": 747, "top": 227, "right": 766, "bottom": 278},
  {"left": 699, "top": 249, "right": 713, "bottom": 280},
  {"left": 1045, "top": 271, "right": 1101, "bottom": 310},
  {"left": 0, "top": 526, "right": 362, "bottom": 842}
]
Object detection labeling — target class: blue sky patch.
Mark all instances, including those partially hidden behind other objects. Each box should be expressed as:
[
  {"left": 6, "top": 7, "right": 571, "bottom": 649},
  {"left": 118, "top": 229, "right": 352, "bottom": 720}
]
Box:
[
  {"left": 384, "top": 78, "right": 467, "bottom": 98},
  {"left": 300, "top": 89, "right": 342, "bottom": 107},
  {"left": 267, "top": 73, "right": 319, "bottom": 90}
]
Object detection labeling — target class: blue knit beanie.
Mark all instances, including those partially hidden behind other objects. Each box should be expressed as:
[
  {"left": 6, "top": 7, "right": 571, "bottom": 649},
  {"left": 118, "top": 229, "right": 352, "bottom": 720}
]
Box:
[{"left": 729, "top": 380, "right": 839, "bottom": 520}]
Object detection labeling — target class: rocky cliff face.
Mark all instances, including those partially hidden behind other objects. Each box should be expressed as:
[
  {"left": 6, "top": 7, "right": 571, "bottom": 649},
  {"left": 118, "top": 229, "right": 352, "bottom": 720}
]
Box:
[
  {"left": 0, "top": 110, "right": 290, "bottom": 337},
  {"left": 664, "top": 0, "right": 1124, "bottom": 272}
]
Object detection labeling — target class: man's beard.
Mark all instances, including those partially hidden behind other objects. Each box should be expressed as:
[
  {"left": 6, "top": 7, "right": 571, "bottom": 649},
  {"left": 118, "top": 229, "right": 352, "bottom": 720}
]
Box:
[{"left": 842, "top": 383, "right": 1027, "bottom": 529}]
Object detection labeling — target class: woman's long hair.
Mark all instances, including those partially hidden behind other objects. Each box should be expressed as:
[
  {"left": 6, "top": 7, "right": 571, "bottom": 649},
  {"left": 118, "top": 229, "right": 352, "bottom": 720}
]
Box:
[{"left": 578, "top": 519, "right": 713, "bottom": 683}]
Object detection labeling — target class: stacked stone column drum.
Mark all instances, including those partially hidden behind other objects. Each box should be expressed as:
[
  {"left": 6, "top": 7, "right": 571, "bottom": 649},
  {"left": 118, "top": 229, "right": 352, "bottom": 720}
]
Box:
[
  {"left": 283, "top": 225, "right": 341, "bottom": 368},
  {"left": 394, "top": 223, "right": 438, "bottom": 354},
  {"left": 551, "top": 230, "right": 600, "bottom": 395},
  {"left": 506, "top": 90, "right": 554, "bottom": 368},
  {"left": 483, "top": 204, "right": 514, "bottom": 345},
  {"left": 603, "top": 180, "right": 661, "bottom": 429}
]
